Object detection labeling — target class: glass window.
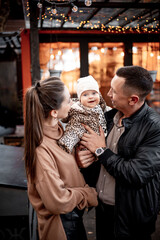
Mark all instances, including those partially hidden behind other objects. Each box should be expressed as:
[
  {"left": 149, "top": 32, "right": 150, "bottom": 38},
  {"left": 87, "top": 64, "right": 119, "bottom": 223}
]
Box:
[
  {"left": 133, "top": 42, "right": 160, "bottom": 82},
  {"left": 133, "top": 42, "right": 160, "bottom": 114},
  {"left": 88, "top": 42, "right": 124, "bottom": 106},
  {"left": 39, "top": 42, "right": 80, "bottom": 95}
]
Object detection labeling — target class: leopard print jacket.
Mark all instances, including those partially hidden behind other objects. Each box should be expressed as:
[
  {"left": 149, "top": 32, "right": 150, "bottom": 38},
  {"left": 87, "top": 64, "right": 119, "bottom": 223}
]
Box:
[{"left": 58, "top": 95, "right": 111, "bottom": 153}]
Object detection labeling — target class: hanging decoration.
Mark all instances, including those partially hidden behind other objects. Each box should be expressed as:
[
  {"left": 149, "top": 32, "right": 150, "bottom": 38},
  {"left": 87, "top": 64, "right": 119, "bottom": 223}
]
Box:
[
  {"left": 23, "top": 0, "right": 160, "bottom": 33},
  {"left": 37, "top": 0, "right": 92, "bottom": 13}
]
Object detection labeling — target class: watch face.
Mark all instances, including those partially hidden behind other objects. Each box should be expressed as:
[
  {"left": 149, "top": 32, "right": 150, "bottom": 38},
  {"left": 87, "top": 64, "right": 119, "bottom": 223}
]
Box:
[
  {"left": 97, "top": 148, "right": 102, "bottom": 154},
  {"left": 95, "top": 147, "right": 104, "bottom": 156}
]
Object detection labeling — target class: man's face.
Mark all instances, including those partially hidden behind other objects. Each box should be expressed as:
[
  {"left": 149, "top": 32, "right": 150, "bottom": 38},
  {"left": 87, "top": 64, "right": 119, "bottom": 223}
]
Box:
[{"left": 107, "top": 74, "right": 130, "bottom": 112}]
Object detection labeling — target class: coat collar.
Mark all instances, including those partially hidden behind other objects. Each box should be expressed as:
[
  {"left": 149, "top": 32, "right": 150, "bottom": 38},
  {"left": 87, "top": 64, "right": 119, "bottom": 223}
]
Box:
[
  {"left": 105, "top": 102, "right": 149, "bottom": 129},
  {"left": 43, "top": 122, "right": 64, "bottom": 140}
]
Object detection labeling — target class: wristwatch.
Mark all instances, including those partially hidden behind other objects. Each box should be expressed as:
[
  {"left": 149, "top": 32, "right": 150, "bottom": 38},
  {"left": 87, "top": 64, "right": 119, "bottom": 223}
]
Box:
[{"left": 95, "top": 147, "right": 107, "bottom": 157}]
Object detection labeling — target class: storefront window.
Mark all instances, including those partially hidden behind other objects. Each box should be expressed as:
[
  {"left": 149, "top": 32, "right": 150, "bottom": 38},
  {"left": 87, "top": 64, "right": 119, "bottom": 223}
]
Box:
[
  {"left": 39, "top": 42, "right": 80, "bottom": 95},
  {"left": 133, "top": 42, "right": 160, "bottom": 82},
  {"left": 133, "top": 42, "right": 160, "bottom": 114},
  {"left": 88, "top": 42, "right": 124, "bottom": 106}
]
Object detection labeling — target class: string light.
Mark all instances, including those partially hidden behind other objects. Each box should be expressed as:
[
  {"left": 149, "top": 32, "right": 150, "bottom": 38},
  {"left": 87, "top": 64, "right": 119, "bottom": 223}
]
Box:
[
  {"left": 51, "top": 8, "right": 57, "bottom": 15},
  {"left": 33, "top": 1, "right": 159, "bottom": 33},
  {"left": 69, "top": 48, "right": 73, "bottom": 54},
  {"left": 121, "top": 52, "right": 124, "bottom": 57},
  {"left": 132, "top": 46, "right": 138, "bottom": 53},
  {"left": 58, "top": 50, "right": 62, "bottom": 56},
  {"left": 50, "top": 54, "right": 54, "bottom": 59},
  {"left": 101, "top": 48, "right": 105, "bottom": 53},
  {"left": 37, "top": 2, "right": 42, "bottom": 8},
  {"left": 37, "top": 0, "right": 81, "bottom": 14},
  {"left": 71, "top": 3, "right": 78, "bottom": 12},
  {"left": 85, "top": 0, "right": 92, "bottom": 7}
]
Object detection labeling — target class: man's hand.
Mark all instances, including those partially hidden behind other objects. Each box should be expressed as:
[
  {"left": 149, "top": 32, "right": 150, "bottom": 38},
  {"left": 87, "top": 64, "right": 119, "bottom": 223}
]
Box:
[
  {"left": 80, "top": 125, "right": 106, "bottom": 153},
  {"left": 76, "top": 145, "right": 95, "bottom": 168}
]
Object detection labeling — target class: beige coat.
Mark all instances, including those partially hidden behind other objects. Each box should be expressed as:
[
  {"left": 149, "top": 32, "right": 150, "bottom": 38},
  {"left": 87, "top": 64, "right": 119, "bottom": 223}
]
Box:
[{"left": 27, "top": 123, "right": 98, "bottom": 240}]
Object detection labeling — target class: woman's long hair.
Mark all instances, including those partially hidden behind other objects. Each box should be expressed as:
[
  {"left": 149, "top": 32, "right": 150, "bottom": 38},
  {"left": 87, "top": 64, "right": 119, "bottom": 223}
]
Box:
[{"left": 24, "top": 77, "right": 65, "bottom": 182}]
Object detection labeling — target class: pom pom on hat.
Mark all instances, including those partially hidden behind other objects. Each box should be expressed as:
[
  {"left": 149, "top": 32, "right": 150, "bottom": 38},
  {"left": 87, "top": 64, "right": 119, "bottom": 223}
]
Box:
[{"left": 77, "top": 75, "right": 99, "bottom": 99}]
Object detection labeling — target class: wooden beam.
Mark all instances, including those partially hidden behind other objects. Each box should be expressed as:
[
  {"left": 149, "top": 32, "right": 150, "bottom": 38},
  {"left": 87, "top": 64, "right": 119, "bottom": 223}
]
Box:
[
  {"left": 124, "top": 40, "right": 132, "bottom": 66},
  {"left": 42, "top": 2, "right": 160, "bottom": 9},
  {"left": 39, "top": 29, "right": 160, "bottom": 36},
  {"left": 138, "top": 10, "right": 159, "bottom": 28},
  {"left": 60, "top": 8, "right": 72, "bottom": 28},
  {"left": 79, "top": 8, "right": 101, "bottom": 29},
  {"left": 29, "top": 0, "right": 41, "bottom": 84},
  {"left": 121, "top": 9, "right": 156, "bottom": 28},
  {"left": 20, "top": 29, "right": 32, "bottom": 97},
  {"left": 103, "top": 8, "right": 127, "bottom": 26},
  {"left": 40, "top": 0, "right": 45, "bottom": 29},
  {"left": 80, "top": 40, "right": 88, "bottom": 77}
]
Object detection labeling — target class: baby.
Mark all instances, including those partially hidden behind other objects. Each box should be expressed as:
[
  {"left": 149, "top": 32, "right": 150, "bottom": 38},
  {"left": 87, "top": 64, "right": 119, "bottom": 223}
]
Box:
[{"left": 58, "top": 75, "right": 111, "bottom": 153}]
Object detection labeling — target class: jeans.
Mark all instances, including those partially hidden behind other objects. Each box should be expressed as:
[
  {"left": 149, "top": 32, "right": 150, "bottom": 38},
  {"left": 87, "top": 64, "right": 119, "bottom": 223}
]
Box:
[{"left": 60, "top": 208, "right": 87, "bottom": 240}]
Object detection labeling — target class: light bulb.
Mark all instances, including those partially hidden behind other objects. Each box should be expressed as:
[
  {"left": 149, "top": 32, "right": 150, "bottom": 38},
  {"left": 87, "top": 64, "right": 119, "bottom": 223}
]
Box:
[
  {"left": 71, "top": 3, "right": 78, "bottom": 12},
  {"left": 101, "top": 48, "right": 105, "bottom": 53},
  {"left": 85, "top": 0, "right": 92, "bottom": 7},
  {"left": 121, "top": 52, "right": 124, "bottom": 57},
  {"left": 37, "top": 2, "right": 42, "bottom": 8},
  {"left": 58, "top": 50, "right": 62, "bottom": 56},
  {"left": 50, "top": 54, "right": 54, "bottom": 60},
  {"left": 51, "top": 8, "right": 57, "bottom": 15}
]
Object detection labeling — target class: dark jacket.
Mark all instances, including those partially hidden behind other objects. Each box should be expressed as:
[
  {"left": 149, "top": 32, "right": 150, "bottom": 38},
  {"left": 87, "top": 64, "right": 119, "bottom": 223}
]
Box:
[{"left": 99, "top": 103, "right": 160, "bottom": 238}]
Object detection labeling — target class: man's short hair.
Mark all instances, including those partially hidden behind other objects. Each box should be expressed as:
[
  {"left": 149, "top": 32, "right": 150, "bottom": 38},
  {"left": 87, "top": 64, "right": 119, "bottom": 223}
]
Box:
[{"left": 116, "top": 66, "right": 153, "bottom": 100}]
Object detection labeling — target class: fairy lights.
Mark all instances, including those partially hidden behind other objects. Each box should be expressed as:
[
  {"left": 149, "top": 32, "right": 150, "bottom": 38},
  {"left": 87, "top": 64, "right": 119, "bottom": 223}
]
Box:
[
  {"left": 24, "top": 0, "right": 160, "bottom": 33},
  {"left": 37, "top": 0, "right": 92, "bottom": 14},
  {"left": 85, "top": 0, "right": 92, "bottom": 7}
]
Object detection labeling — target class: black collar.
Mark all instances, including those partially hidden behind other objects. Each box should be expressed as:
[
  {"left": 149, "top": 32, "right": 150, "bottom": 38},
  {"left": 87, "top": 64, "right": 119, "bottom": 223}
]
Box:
[{"left": 105, "top": 102, "right": 148, "bottom": 129}]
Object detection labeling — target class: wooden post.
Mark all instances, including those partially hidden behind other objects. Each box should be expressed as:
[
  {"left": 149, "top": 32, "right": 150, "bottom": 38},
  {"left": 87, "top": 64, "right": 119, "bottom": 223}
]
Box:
[
  {"left": 124, "top": 40, "right": 132, "bottom": 66},
  {"left": 21, "top": 29, "right": 32, "bottom": 96},
  {"left": 29, "top": 0, "right": 40, "bottom": 84},
  {"left": 80, "top": 40, "right": 89, "bottom": 77}
]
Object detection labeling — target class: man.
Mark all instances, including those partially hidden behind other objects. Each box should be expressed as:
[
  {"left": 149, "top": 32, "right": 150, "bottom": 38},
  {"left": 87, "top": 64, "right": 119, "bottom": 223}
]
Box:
[{"left": 77, "top": 66, "right": 160, "bottom": 240}]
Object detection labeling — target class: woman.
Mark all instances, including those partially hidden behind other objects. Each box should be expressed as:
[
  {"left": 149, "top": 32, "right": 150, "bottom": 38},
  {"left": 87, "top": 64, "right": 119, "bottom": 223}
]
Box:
[{"left": 24, "top": 77, "right": 98, "bottom": 240}]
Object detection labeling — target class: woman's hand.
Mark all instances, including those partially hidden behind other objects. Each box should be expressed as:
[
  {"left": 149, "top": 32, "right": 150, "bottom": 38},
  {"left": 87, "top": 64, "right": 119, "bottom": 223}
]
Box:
[
  {"left": 80, "top": 125, "right": 106, "bottom": 153},
  {"left": 76, "top": 144, "right": 95, "bottom": 168}
]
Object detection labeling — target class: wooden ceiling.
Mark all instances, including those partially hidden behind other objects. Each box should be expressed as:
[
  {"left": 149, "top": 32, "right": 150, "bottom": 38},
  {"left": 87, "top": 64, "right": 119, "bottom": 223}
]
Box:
[
  {"left": 0, "top": 0, "right": 159, "bottom": 50},
  {"left": 26, "top": 0, "right": 160, "bottom": 32},
  {"left": 1, "top": 0, "right": 159, "bottom": 32}
]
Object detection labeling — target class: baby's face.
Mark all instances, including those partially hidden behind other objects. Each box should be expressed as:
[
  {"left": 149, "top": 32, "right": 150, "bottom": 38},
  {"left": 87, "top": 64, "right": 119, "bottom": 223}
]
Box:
[{"left": 80, "top": 90, "right": 100, "bottom": 108}]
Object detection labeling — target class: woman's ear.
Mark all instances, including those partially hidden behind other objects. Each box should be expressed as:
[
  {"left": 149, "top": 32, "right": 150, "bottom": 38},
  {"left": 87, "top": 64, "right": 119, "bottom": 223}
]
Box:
[
  {"left": 50, "top": 109, "right": 58, "bottom": 118},
  {"left": 128, "top": 95, "right": 139, "bottom": 105}
]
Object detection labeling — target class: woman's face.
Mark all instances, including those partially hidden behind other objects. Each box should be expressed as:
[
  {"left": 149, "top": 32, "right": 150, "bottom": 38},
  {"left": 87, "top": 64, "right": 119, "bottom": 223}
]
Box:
[{"left": 57, "top": 86, "right": 72, "bottom": 119}]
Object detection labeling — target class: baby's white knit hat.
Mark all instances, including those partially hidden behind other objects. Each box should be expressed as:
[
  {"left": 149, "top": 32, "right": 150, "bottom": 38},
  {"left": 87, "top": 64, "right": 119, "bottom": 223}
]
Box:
[{"left": 77, "top": 75, "right": 99, "bottom": 99}]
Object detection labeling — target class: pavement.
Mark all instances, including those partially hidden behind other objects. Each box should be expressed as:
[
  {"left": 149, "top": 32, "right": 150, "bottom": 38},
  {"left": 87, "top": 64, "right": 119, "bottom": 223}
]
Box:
[{"left": 83, "top": 207, "right": 160, "bottom": 240}]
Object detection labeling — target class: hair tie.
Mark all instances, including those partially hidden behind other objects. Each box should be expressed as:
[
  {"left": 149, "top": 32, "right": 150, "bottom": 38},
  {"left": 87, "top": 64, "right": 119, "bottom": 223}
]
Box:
[{"left": 35, "top": 81, "right": 41, "bottom": 91}]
